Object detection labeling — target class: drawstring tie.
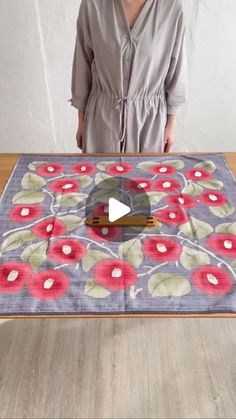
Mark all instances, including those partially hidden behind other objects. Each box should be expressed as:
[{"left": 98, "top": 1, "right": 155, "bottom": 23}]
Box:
[{"left": 115, "top": 95, "right": 133, "bottom": 152}]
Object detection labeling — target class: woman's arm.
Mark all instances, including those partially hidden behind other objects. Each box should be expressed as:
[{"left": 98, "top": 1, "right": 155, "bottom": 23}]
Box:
[
  {"left": 76, "top": 111, "right": 85, "bottom": 150},
  {"left": 164, "top": 115, "right": 176, "bottom": 153}
]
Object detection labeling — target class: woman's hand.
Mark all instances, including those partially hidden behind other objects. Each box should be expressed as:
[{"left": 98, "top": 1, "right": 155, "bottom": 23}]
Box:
[
  {"left": 164, "top": 115, "right": 176, "bottom": 153},
  {"left": 76, "top": 111, "right": 85, "bottom": 150}
]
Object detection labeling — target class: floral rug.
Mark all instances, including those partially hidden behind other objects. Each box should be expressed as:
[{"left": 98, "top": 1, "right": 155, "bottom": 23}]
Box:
[{"left": 1, "top": 153, "right": 236, "bottom": 316}]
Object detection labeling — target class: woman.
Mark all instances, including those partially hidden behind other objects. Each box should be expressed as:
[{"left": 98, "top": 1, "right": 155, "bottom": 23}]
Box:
[{"left": 71, "top": 0, "right": 188, "bottom": 153}]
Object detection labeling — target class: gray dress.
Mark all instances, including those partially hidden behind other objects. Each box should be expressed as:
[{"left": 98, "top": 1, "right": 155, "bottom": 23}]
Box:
[{"left": 71, "top": 0, "right": 188, "bottom": 153}]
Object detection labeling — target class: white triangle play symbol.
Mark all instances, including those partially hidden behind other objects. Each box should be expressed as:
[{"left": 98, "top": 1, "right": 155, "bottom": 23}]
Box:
[{"left": 108, "top": 198, "right": 131, "bottom": 223}]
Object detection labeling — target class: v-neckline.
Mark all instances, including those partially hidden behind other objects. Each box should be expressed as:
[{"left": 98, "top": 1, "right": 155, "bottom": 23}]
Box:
[{"left": 119, "top": 0, "right": 150, "bottom": 36}]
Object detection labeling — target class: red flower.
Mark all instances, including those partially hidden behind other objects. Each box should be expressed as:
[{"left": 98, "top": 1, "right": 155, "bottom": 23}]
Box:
[
  {"left": 26, "top": 270, "right": 69, "bottom": 300},
  {"left": 206, "top": 234, "right": 236, "bottom": 258},
  {"left": 143, "top": 237, "right": 182, "bottom": 261},
  {"left": 89, "top": 226, "right": 121, "bottom": 242},
  {"left": 152, "top": 178, "right": 181, "bottom": 192},
  {"left": 49, "top": 179, "right": 80, "bottom": 194},
  {"left": 93, "top": 203, "right": 109, "bottom": 216},
  {"left": 185, "top": 169, "right": 212, "bottom": 181},
  {"left": 124, "top": 178, "right": 152, "bottom": 193},
  {"left": 200, "top": 190, "right": 227, "bottom": 207},
  {"left": 0, "top": 262, "right": 31, "bottom": 293},
  {"left": 72, "top": 163, "right": 96, "bottom": 175},
  {"left": 36, "top": 163, "right": 64, "bottom": 177},
  {"left": 9, "top": 204, "right": 43, "bottom": 223},
  {"left": 157, "top": 208, "right": 189, "bottom": 225},
  {"left": 32, "top": 218, "right": 66, "bottom": 239},
  {"left": 94, "top": 259, "right": 137, "bottom": 290},
  {"left": 48, "top": 238, "right": 86, "bottom": 264},
  {"left": 106, "top": 163, "right": 133, "bottom": 176},
  {"left": 149, "top": 164, "right": 176, "bottom": 176},
  {"left": 166, "top": 194, "right": 196, "bottom": 209},
  {"left": 192, "top": 265, "right": 233, "bottom": 295}
]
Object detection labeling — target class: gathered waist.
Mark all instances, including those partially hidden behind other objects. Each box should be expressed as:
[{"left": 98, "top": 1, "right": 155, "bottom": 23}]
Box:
[{"left": 89, "top": 86, "right": 165, "bottom": 105}]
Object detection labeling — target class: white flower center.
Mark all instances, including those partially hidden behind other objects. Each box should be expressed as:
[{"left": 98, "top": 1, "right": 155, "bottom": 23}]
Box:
[
  {"left": 21, "top": 208, "right": 30, "bottom": 217},
  {"left": 62, "top": 245, "right": 72, "bottom": 255},
  {"left": 44, "top": 278, "right": 54, "bottom": 289},
  {"left": 101, "top": 227, "right": 109, "bottom": 236},
  {"left": 80, "top": 166, "right": 86, "bottom": 172},
  {"left": 224, "top": 240, "right": 233, "bottom": 250},
  {"left": 116, "top": 166, "right": 124, "bottom": 172},
  {"left": 195, "top": 171, "right": 202, "bottom": 178},
  {"left": 62, "top": 184, "right": 73, "bottom": 190},
  {"left": 163, "top": 182, "right": 171, "bottom": 188},
  {"left": 156, "top": 243, "right": 167, "bottom": 253},
  {"left": 47, "top": 166, "right": 55, "bottom": 173},
  {"left": 46, "top": 224, "right": 54, "bottom": 233},
  {"left": 169, "top": 212, "right": 176, "bottom": 219},
  {"left": 178, "top": 197, "right": 185, "bottom": 205},
  {"left": 7, "top": 270, "right": 19, "bottom": 282},
  {"left": 209, "top": 194, "right": 218, "bottom": 202},
  {"left": 137, "top": 182, "right": 148, "bottom": 189},
  {"left": 207, "top": 274, "right": 219, "bottom": 286},
  {"left": 111, "top": 268, "right": 122, "bottom": 278},
  {"left": 159, "top": 167, "right": 168, "bottom": 173}
]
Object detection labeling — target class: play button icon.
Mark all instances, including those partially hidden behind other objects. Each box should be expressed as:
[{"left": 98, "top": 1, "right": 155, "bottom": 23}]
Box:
[{"left": 108, "top": 198, "right": 131, "bottom": 223}]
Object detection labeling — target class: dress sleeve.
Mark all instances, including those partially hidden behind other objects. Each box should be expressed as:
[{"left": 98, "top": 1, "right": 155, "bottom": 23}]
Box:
[
  {"left": 71, "top": 0, "right": 93, "bottom": 112},
  {"left": 165, "top": 10, "right": 188, "bottom": 115}
]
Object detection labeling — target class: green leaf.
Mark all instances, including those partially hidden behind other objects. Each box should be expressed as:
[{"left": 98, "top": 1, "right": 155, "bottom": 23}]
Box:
[
  {"left": 12, "top": 191, "right": 45, "bottom": 205},
  {"left": 180, "top": 217, "right": 214, "bottom": 240},
  {"left": 96, "top": 161, "right": 115, "bottom": 171},
  {"left": 78, "top": 175, "right": 93, "bottom": 188},
  {"left": 198, "top": 179, "right": 223, "bottom": 190},
  {"left": 21, "top": 172, "right": 46, "bottom": 190},
  {"left": 180, "top": 246, "right": 210, "bottom": 270},
  {"left": 91, "top": 189, "right": 121, "bottom": 203},
  {"left": 118, "top": 239, "right": 143, "bottom": 268},
  {"left": 182, "top": 182, "right": 203, "bottom": 197},
  {"left": 20, "top": 241, "right": 48, "bottom": 270},
  {"left": 194, "top": 160, "right": 216, "bottom": 173},
  {"left": 57, "top": 215, "right": 84, "bottom": 231},
  {"left": 55, "top": 193, "right": 87, "bottom": 208},
  {"left": 81, "top": 250, "right": 111, "bottom": 272},
  {"left": 28, "top": 161, "right": 48, "bottom": 171},
  {"left": 162, "top": 159, "right": 185, "bottom": 170},
  {"left": 95, "top": 173, "right": 119, "bottom": 188},
  {"left": 134, "top": 192, "right": 166, "bottom": 207},
  {"left": 137, "top": 161, "right": 157, "bottom": 171},
  {"left": 148, "top": 273, "right": 191, "bottom": 297},
  {"left": 1, "top": 230, "right": 34, "bottom": 254},
  {"left": 231, "top": 260, "right": 236, "bottom": 271},
  {"left": 85, "top": 279, "right": 111, "bottom": 298},
  {"left": 209, "top": 203, "right": 235, "bottom": 218},
  {"left": 215, "top": 222, "right": 236, "bottom": 234},
  {"left": 131, "top": 224, "right": 162, "bottom": 234}
]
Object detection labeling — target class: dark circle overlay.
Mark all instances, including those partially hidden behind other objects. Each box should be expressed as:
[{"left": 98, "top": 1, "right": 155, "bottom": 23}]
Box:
[{"left": 85, "top": 176, "right": 151, "bottom": 242}]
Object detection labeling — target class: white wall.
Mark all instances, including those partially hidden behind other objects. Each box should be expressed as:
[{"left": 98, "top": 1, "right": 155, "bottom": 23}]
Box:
[{"left": 0, "top": 0, "right": 236, "bottom": 153}]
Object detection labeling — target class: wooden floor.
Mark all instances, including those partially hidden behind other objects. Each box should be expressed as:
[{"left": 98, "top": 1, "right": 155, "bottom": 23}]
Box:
[{"left": 0, "top": 318, "right": 236, "bottom": 418}]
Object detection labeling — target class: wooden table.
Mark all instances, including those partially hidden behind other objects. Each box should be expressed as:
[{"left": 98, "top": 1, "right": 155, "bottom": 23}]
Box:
[{"left": 1, "top": 153, "right": 236, "bottom": 319}]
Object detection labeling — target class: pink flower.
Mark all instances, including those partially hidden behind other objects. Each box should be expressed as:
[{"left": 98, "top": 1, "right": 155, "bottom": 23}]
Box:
[
  {"left": 157, "top": 208, "right": 189, "bottom": 225},
  {"left": 185, "top": 169, "right": 212, "bottom": 181},
  {"left": 32, "top": 218, "right": 66, "bottom": 239},
  {"left": 200, "top": 190, "right": 227, "bottom": 207},
  {"left": 72, "top": 163, "right": 96, "bottom": 175},
  {"left": 94, "top": 259, "right": 137, "bottom": 290},
  {"left": 36, "top": 163, "right": 65, "bottom": 177},
  {"left": 106, "top": 163, "right": 133, "bottom": 176},
  {"left": 166, "top": 194, "right": 196, "bottom": 209},
  {"left": 149, "top": 164, "right": 176, "bottom": 176},
  {"left": 89, "top": 226, "right": 121, "bottom": 242},
  {"left": 206, "top": 234, "right": 236, "bottom": 258},
  {"left": 143, "top": 237, "right": 182, "bottom": 261},
  {"left": 49, "top": 179, "right": 80, "bottom": 194},
  {"left": 0, "top": 262, "right": 31, "bottom": 293},
  {"left": 124, "top": 178, "right": 152, "bottom": 193},
  {"left": 26, "top": 270, "right": 69, "bottom": 300},
  {"left": 9, "top": 204, "right": 43, "bottom": 223},
  {"left": 48, "top": 238, "right": 86, "bottom": 264},
  {"left": 152, "top": 178, "right": 181, "bottom": 192},
  {"left": 93, "top": 203, "right": 109, "bottom": 216},
  {"left": 192, "top": 265, "right": 233, "bottom": 295}
]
